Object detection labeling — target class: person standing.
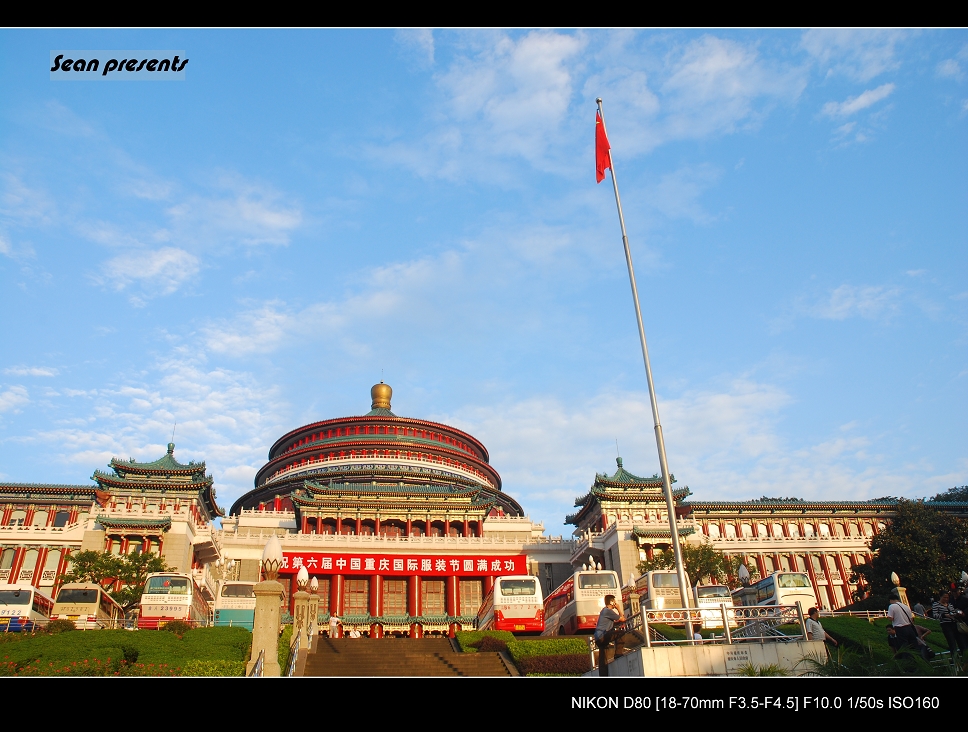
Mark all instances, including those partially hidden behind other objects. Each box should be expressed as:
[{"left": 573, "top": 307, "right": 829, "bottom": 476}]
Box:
[
  {"left": 932, "top": 592, "right": 966, "bottom": 658},
  {"left": 887, "top": 589, "right": 919, "bottom": 654},
  {"left": 593, "top": 594, "right": 626, "bottom": 677},
  {"left": 328, "top": 613, "right": 340, "bottom": 638},
  {"left": 805, "top": 607, "right": 838, "bottom": 648}
]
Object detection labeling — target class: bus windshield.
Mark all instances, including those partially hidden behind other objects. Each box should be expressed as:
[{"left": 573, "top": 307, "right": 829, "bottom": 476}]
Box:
[
  {"left": 0, "top": 590, "right": 31, "bottom": 605},
  {"left": 776, "top": 573, "right": 811, "bottom": 588},
  {"left": 145, "top": 577, "right": 190, "bottom": 595},
  {"left": 221, "top": 584, "right": 255, "bottom": 598},
  {"left": 578, "top": 573, "right": 617, "bottom": 589},
  {"left": 57, "top": 588, "right": 98, "bottom": 604},
  {"left": 651, "top": 573, "right": 680, "bottom": 587},
  {"left": 499, "top": 579, "right": 536, "bottom": 596},
  {"left": 697, "top": 586, "right": 731, "bottom": 598}
]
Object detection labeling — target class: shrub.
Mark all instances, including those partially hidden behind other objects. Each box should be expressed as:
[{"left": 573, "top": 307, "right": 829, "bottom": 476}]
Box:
[
  {"left": 181, "top": 660, "right": 245, "bottom": 677},
  {"left": 278, "top": 625, "right": 293, "bottom": 670},
  {"left": 474, "top": 636, "right": 508, "bottom": 653},
  {"left": 162, "top": 620, "right": 192, "bottom": 636},
  {"left": 45, "top": 619, "right": 77, "bottom": 635},
  {"left": 455, "top": 630, "right": 515, "bottom": 653},
  {"left": 506, "top": 638, "right": 589, "bottom": 661},
  {"left": 516, "top": 654, "right": 591, "bottom": 676}
]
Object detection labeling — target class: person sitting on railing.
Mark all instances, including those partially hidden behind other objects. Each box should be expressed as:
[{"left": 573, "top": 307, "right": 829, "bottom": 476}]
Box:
[{"left": 593, "top": 594, "right": 626, "bottom": 677}]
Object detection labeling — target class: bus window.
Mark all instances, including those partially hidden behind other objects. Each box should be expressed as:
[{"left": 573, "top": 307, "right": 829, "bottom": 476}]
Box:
[
  {"left": 498, "top": 579, "right": 536, "bottom": 595},
  {"left": 221, "top": 584, "right": 256, "bottom": 598},
  {"left": 578, "top": 573, "right": 617, "bottom": 589},
  {"left": 776, "top": 573, "right": 811, "bottom": 588},
  {"left": 650, "top": 573, "right": 680, "bottom": 588},
  {"left": 145, "top": 576, "right": 190, "bottom": 595},
  {"left": 696, "top": 585, "right": 731, "bottom": 598},
  {"left": 56, "top": 588, "right": 98, "bottom": 604},
  {"left": 0, "top": 589, "right": 31, "bottom": 605}
]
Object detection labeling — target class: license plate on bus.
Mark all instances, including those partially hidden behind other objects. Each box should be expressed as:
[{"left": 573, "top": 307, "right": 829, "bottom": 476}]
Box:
[{"left": 514, "top": 624, "right": 525, "bottom": 631}]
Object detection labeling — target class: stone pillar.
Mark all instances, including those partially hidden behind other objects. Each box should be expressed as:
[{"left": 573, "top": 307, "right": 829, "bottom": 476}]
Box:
[
  {"left": 247, "top": 579, "right": 285, "bottom": 677},
  {"left": 308, "top": 591, "right": 320, "bottom": 639},
  {"left": 293, "top": 590, "right": 311, "bottom": 636}
]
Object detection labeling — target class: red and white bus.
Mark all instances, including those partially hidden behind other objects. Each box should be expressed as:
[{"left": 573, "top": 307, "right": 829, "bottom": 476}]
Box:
[
  {"left": 542, "top": 570, "right": 620, "bottom": 636},
  {"left": 476, "top": 575, "right": 544, "bottom": 634},
  {"left": 0, "top": 583, "right": 54, "bottom": 632},
  {"left": 138, "top": 572, "right": 210, "bottom": 629}
]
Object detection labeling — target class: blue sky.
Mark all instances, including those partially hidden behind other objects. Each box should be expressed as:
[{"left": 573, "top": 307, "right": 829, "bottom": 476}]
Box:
[{"left": 1, "top": 29, "right": 965, "bottom": 533}]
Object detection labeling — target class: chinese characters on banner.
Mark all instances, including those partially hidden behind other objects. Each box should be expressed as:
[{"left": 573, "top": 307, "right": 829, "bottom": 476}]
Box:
[{"left": 279, "top": 553, "right": 526, "bottom": 576}]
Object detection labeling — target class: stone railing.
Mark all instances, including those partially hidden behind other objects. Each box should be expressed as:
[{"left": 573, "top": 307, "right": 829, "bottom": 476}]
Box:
[
  {"left": 0, "top": 522, "right": 82, "bottom": 536},
  {"left": 217, "top": 529, "right": 573, "bottom": 550}
]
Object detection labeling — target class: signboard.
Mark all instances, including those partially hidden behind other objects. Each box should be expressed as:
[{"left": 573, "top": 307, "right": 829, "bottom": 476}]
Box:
[{"left": 280, "top": 552, "right": 526, "bottom": 577}]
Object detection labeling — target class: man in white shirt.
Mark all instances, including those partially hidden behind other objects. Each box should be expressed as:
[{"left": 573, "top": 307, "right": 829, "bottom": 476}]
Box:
[
  {"left": 805, "top": 607, "right": 837, "bottom": 646},
  {"left": 887, "top": 589, "right": 919, "bottom": 651}
]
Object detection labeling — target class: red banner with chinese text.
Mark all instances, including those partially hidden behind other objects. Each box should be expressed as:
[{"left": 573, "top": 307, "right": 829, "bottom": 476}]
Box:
[{"left": 280, "top": 552, "right": 526, "bottom": 576}]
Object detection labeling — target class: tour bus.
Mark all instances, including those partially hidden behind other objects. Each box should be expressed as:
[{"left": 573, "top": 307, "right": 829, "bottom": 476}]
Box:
[
  {"left": 476, "top": 575, "right": 544, "bottom": 634},
  {"left": 634, "top": 570, "right": 690, "bottom": 611},
  {"left": 542, "top": 570, "right": 620, "bottom": 636},
  {"left": 138, "top": 572, "right": 210, "bottom": 629},
  {"left": 692, "top": 584, "right": 737, "bottom": 629},
  {"left": 0, "top": 583, "right": 54, "bottom": 632},
  {"left": 731, "top": 572, "right": 817, "bottom": 609},
  {"left": 213, "top": 581, "right": 256, "bottom": 630},
  {"left": 53, "top": 583, "right": 124, "bottom": 629}
]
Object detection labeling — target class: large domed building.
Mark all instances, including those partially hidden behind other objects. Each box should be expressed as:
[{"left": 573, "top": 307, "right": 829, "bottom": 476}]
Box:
[{"left": 221, "top": 383, "right": 574, "bottom": 637}]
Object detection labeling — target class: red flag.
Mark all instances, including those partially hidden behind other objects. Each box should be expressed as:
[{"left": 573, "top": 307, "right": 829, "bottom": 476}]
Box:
[{"left": 595, "top": 110, "right": 611, "bottom": 183}]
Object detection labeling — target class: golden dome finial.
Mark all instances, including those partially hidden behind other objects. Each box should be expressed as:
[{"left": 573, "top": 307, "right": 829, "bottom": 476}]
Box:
[{"left": 370, "top": 381, "right": 392, "bottom": 410}]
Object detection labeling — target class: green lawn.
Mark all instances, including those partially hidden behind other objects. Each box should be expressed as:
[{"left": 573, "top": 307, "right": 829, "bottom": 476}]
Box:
[{"left": 0, "top": 626, "right": 251, "bottom": 676}]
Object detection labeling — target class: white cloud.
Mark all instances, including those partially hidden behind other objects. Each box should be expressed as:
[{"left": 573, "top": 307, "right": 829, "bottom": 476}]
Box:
[
  {"left": 801, "top": 29, "right": 907, "bottom": 81},
  {"left": 647, "top": 164, "right": 722, "bottom": 223},
  {"left": 936, "top": 58, "right": 964, "bottom": 81},
  {"left": 822, "top": 83, "right": 895, "bottom": 117},
  {"left": 4, "top": 366, "right": 58, "bottom": 377},
  {"left": 395, "top": 29, "right": 435, "bottom": 67},
  {"left": 165, "top": 176, "right": 302, "bottom": 248},
  {"left": 434, "top": 380, "right": 952, "bottom": 528},
  {"left": 95, "top": 247, "right": 200, "bottom": 299},
  {"left": 0, "top": 385, "right": 30, "bottom": 414},
  {"left": 810, "top": 284, "right": 901, "bottom": 320},
  {"left": 28, "top": 351, "right": 288, "bottom": 509}
]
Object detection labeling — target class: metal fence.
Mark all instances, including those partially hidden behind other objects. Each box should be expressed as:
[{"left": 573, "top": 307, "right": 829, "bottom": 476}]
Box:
[{"left": 620, "top": 603, "right": 809, "bottom": 647}]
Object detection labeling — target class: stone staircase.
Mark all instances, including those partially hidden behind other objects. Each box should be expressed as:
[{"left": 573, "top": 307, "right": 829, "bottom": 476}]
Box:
[{"left": 300, "top": 637, "right": 514, "bottom": 677}]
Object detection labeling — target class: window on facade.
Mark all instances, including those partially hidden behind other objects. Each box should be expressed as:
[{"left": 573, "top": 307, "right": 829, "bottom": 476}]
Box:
[
  {"left": 757, "top": 523, "right": 768, "bottom": 538},
  {"left": 53, "top": 511, "right": 70, "bottom": 528},
  {"left": 9, "top": 510, "right": 26, "bottom": 526},
  {"left": 19, "top": 549, "right": 38, "bottom": 581},
  {"left": 725, "top": 525, "right": 736, "bottom": 539},
  {"left": 741, "top": 524, "right": 753, "bottom": 538},
  {"left": 707, "top": 524, "right": 720, "bottom": 538},
  {"left": 804, "top": 524, "right": 815, "bottom": 537},
  {"left": 819, "top": 524, "right": 831, "bottom": 537},
  {"left": 32, "top": 511, "right": 49, "bottom": 527},
  {"left": 833, "top": 524, "right": 845, "bottom": 537},
  {"left": 460, "top": 580, "right": 482, "bottom": 616},
  {"left": 384, "top": 580, "right": 406, "bottom": 615},
  {"left": 772, "top": 523, "right": 784, "bottom": 537},
  {"left": 788, "top": 524, "right": 800, "bottom": 537},
  {"left": 421, "top": 580, "right": 445, "bottom": 616},
  {"left": 345, "top": 580, "right": 368, "bottom": 614},
  {"left": 0, "top": 548, "right": 15, "bottom": 570}
]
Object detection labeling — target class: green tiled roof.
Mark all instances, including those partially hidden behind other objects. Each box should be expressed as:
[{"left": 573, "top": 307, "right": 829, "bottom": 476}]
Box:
[
  {"left": 364, "top": 407, "right": 397, "bottom": 417},
  {"left": 110, "top": 443, "right": 205, "bottom": 473},
  {"left": 95, "top": 515, "right": 173, "bottom": 531}
]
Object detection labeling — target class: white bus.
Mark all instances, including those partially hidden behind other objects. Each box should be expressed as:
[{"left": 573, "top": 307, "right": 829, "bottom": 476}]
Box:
[
  {"left": 0, "top": 583, "right": 54, "bottom": 632},
  {"left": 213, "top": 581, "right": 256, "bottom": 630},
  {"left": 53, "top": 583, "right": 124, "bottom": 629},
  {"left": 692, "top": 584, "right": 737, "bottom": 629},
  {"left": 634, "top": 570, "right": 690, "bottom": 611},
  {"left": 731, "top": 572, "right": 817, "bottom": 609},
  {"left": 542, "top": 570, "right": 620, "bottom": 636},
  {"left": 138, "top": 572, "right": 210, "bottom": 629},
  {"left": 476, "top": 575, "right": 544, "bottom": 634}
]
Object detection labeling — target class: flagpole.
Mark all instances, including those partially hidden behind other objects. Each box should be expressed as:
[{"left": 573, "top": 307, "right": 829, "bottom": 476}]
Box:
[{"left": 596, "top": 98, "right": 693, "bottom": 637}]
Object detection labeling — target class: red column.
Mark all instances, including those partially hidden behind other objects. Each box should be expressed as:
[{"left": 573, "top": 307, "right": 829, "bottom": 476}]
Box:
[
  {"left": 24, "top": 507, "right": 35, "bottom": 527},
  {"left": 46, "top": 510, "right": 55, "bottom": 527},
  {"left": 406, "top": 517, "right": 412, "bottom": 537},
  {"left": 446, "top": 575, "right": 460, "bottom": 636},
  {"left": 408, "top": 575, "right": 421, "bottom": 638},
  {"left": 818, "top": 554, "right": 837, "bottom": 609},
  {"left": 1, "top": 505, "right": 11, "bottom": 525},
  {"left": 53, "top": 549, "right": 70, "bottom": 594},
  {"left": 755, "top": 554, "right": 767, "bottom": 578},
  {"left": 476, "top": 521, "right": 482, "bottom": 538},
  {"left": 369, "top": 575, "right": 383, "bottom": 638},
  {"left": 355, "top": 517, "right": 361, "bottom": 535},
  {"left": 804, "top": 553, "right": 820, "bottom": 609},
  {"left": 31, "top": 549, "right": 47, "bottom": 588},
  {"left": 301, "top": 515, "right": 309, "bottom": 534},
  {"left": 463, "top": 519, "right": 469, "bottom": 537},
  {"left": 8, "top": 549, "right": 25, "bottom": 584},
  {"left": 375, "top": 517, "right": 381, "bottom": 536},
  {"left": 331, "top": 575, "right": 344, "bottom": 636}
]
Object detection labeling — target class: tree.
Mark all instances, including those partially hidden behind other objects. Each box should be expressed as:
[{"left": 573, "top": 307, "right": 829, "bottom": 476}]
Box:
[
  {"left": 852, "top": 500, "right": 968, "bottom": 605},
  {"left": 931, "top": 485, "right": 968, "bottom": 502},
  {"left": 636, "top": 539, "right": 739, "bottom": 586},
  {"left": 62, "top": 550, "right": 171, "bottom": 612}
]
